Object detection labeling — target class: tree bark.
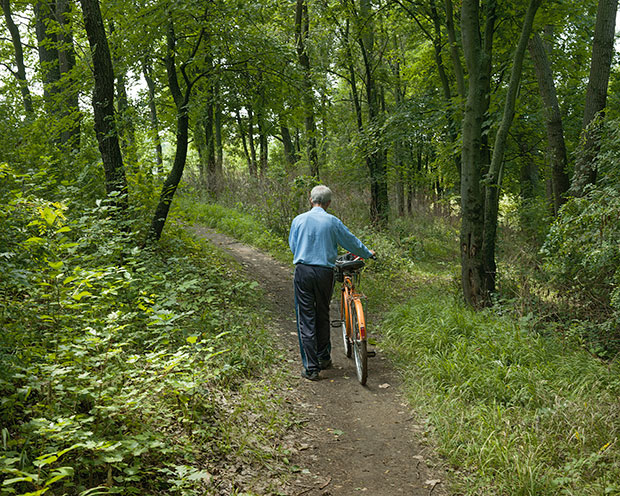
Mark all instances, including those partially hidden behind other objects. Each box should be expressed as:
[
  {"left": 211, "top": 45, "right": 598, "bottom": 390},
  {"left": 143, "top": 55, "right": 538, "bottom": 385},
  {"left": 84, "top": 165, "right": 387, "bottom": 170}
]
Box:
[
  {"left": 247, "top": 104, "right": 258, "bottom": 176},
  {"left": 571, "top": 0, "right": 619, "bottom": 195},
  {"left": 108, "top": 21, "right": 137, "bottom": 171},
  {"left": 215, "top": 78, "right": 223, "bottom": 176},
  {"left": 205, "top": 87, "right": 217, "bottom": 194},
  {"left": 1, "top": 0, "right": 33, "bottom": 115},
  {"left": 280, "top": 120, "right": 296, "bottom": 168},
  {"left": 142, "top": 59, "right": 164, "bottom": 173},
  {"left": 57, "top": 0, "right": 80, "bottom": 149},
  {"left": 444, "top": 0, "right": 465, "bottom": 99},
  {"left": 147, "top": 21, "right": 202, "bottom": 242},
  {"left": 257, "top": 106, "right": 268, "bottom": 176},
  {"left": 79, "top": 0, "right": 127, "bottom": 209},
  {"left": 35, "top": 0, "right": 60, "bottom": 114},
  {"left": 295, "top": 0, "right": 319, "bottom": 178},
  {"left": 528, "top": 32, "right": 570, "bottom": 215},
  {"left": 236, "top": 107, "right": 253, "bottom": 174},
  {"left": 359, "top": 0, "right": 389, "bottom": 227},
  {"left": 459, "top": 0, "right": 490, "bottom": 308},
  {"left": 428, "top": 0, "right": 460, "bottom": 178},
  {"left": 482, "top": 0, "right": 542, "bottom": 295}
]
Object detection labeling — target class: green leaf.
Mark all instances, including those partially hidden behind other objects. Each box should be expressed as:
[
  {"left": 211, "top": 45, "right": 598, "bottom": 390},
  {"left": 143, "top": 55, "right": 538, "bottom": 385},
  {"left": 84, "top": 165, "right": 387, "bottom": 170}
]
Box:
[
  {"left": 44, "top": 467, "right": 74, "bottom": 486},
  {"left": 72, "top": 291, "right": 92, "bottom": 301},
  {"left": 2, "top": 474, "right": 38, "bottom": 485},
  {"left": 186, "top": 335, "right": 198, "bottom": 344},
  {"left": 187, "top": 470, "right": 211, "bottom": 481},
  {"left": 40, "top": 206, "right": 58, "bottom": 226},
  {"left": 56, "top": 226, "right": 71, "bottom": 233},
  {"left": 48, "top": 260, "right": 64, "bottom": 270},
  {"left": 24, "top": 237, "right": 45, "bottom": 245}
]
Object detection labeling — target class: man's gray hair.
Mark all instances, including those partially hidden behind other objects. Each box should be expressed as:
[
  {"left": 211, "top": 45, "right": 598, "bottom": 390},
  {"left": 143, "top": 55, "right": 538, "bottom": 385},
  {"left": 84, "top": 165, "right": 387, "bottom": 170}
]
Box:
[{"left": 310, "top": 185, "right": 332, "bottom": 205}]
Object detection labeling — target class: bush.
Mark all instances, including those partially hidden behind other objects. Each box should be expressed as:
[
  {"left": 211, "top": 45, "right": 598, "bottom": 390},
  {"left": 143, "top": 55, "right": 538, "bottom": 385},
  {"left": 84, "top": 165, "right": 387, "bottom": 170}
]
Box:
[
  {"left": 541, "top": 119, "right": 620, "bottom": 355},
  {"left": 0, "top": 165, "right": 287, "bottom": 495}
]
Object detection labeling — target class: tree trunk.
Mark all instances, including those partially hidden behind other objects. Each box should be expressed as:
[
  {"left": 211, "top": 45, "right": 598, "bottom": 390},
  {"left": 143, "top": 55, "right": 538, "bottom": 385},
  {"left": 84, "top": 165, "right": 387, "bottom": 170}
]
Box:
[
  {"left": 482, "top": 0, "right": 542, "bottom": 295},
  {"left": 257, "top": 106, "right": 268, "bottom": 175},
  {"left": 205, "top": 88, "right": 217, "bottom": 195},
  {"left": 444, "top": 0, "right": 466, "bottom": 99},
  {"left": 1, "top": 0, "right": 33, "bottom": 115},
  {"left": 247, "top": 105, "right": 258, "bottom": 176},
  {"left": 428, "top": 0, "right": 461, "bottom": 179},
  {"left": 79, "top": 0, "right": 127, "bottom": 209},
  {"left": 147, "top": 21, "right": 200, "bottom": 242},
  {"left": 109, "top": 21, "right": 137, "bottom": 171},
  {"left": 359, "top": 0, "right": 388, "bottom": 227},
  {"left": 35, "top": 1, "right": 60, "bottom": 115},
  {"left": 280, "top": 119, "right": 296, "bottom": 168},
  {"left": 142, "top": 59, "right": 164, "bottom": 173},
  {"left": 572, "top": 0, "right": 619, "bottom": 196},
  {"left": 295, "top": 0, "right": 319, "bottom": 178},
  {"left": 393, "top": 49, "right": 405, "bottom": 217},
  {"left": 215, "top": 78, "right": 223, "bottom": 176},
  {"left": 236, "top": 107, "right": 253, "bottom": 175},
  {"left": 460, "top": 0, "right": 490, "bottom": 308},
  {"left": 528, "top": 32, "right": 570, "bottom": 215},
  {"left": 57, "top": 0, "right": 80, "bottom": 149}
]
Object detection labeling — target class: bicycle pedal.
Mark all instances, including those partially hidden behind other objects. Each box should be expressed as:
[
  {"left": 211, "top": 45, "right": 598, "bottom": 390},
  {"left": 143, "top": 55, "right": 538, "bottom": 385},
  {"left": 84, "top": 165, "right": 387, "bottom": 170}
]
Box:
[
  {"left": 367, "top": 350, "right": 376, "bottom": 357},
  {"left": 331, "top": 320, "right": 343, "bottom": 327}
]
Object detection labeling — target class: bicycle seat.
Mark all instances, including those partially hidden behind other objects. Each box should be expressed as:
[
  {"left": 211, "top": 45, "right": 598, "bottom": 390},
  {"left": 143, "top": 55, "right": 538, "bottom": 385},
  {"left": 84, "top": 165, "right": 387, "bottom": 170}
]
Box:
[{"left": 335, "top": 255, "right": 365, "bottom": 272}]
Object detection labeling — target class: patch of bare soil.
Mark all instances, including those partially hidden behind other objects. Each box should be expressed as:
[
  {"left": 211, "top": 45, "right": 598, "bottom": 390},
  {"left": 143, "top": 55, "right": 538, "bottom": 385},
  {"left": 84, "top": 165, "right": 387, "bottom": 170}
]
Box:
[{"left": 190, "top": 225, "right": 450, "bottom": 496}]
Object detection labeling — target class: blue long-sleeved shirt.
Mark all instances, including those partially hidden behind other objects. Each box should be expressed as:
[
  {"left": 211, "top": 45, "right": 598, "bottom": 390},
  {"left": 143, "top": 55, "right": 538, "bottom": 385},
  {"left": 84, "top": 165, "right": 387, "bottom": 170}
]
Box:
[{"left": 288, "top": 207, "right": 373, "bottom": 267}]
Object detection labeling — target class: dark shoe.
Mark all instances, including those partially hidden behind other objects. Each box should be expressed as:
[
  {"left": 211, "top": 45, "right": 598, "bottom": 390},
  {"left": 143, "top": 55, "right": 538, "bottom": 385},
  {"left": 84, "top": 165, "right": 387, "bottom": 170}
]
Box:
[
  {"left": 319, "top": 359, "right": 333, "bottom": 370},
  {"left": 301, "top": 369, "right": 320, "bottom": 381}
]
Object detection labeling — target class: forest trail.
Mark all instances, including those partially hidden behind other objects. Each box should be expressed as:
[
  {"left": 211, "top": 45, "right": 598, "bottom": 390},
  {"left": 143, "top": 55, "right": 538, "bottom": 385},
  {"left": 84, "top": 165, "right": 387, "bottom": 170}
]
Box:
[{"left": 191, "top": 225, "right": 448, "bottom": 496}]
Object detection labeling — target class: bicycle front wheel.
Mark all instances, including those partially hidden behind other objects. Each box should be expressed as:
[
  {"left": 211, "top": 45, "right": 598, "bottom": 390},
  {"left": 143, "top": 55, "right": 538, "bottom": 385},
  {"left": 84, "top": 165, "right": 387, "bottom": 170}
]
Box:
[
  {"left": 341, "top": 293, "right": 352, "bottom": 358},
  {"left": 351, "top": 302, "right": 368, "bottom": 385}
]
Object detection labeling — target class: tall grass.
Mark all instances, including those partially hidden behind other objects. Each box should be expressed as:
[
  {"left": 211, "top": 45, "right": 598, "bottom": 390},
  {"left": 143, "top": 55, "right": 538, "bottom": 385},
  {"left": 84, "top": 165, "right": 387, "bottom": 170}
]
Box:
[{"left": 382, "top": 287, "right": 620, "bottom": 495}]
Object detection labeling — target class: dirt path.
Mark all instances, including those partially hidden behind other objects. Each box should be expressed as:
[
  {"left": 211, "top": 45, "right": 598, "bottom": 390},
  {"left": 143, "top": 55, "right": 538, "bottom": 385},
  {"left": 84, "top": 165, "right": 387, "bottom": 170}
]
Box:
[{"left": 191, "top": 226, "right": 448, "bottom": 496}]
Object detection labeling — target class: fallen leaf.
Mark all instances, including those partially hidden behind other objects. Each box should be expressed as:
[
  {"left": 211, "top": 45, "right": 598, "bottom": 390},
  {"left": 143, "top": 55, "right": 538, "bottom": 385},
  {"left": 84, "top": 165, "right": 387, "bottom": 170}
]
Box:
[
  {"left": 425, "top": 479, "right": 441, "bottom": 486},
  {"left": 378, "top": 383, "right": 391, "bottom": 389}
]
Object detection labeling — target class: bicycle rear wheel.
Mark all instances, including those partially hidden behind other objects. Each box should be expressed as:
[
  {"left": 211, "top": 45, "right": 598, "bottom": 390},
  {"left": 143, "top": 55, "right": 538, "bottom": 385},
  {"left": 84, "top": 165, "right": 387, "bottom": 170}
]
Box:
[
  {"left": 340, "top": 293, "right": 352, "bottom": 358},
  {"left": 351, "top": 303, "right": 367, "bottom": 385}
]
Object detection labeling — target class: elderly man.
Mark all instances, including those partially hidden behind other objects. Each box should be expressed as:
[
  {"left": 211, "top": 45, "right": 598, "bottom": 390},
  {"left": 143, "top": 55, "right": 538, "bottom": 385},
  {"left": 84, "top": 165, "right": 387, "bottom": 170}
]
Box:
[{"left": 289, "top": 185, "right": 374, "bottom": 381}]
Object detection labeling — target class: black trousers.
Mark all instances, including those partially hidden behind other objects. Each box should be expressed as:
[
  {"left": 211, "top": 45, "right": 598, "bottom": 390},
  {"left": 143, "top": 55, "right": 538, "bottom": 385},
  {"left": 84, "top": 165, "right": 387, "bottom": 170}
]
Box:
[{"left": 294, "top": 264, "right": 334, "bottom": 373}]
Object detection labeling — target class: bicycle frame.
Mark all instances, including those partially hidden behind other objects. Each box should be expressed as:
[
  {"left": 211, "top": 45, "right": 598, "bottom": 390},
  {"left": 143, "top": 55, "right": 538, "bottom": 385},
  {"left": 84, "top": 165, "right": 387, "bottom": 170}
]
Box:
[{"left": 341, "top": 274, "right": 367, "bottom": 341}]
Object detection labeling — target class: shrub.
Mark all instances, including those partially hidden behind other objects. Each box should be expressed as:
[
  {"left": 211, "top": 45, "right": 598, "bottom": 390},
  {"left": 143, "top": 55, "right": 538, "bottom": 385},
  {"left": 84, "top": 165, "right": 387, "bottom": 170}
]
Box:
[{"left": 541, "top": 119, "right": 620, "bottom": 355}]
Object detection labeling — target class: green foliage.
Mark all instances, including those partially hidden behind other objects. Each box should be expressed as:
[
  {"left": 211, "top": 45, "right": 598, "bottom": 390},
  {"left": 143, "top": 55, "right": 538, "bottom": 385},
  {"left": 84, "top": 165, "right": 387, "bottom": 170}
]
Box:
[
  {"left": 382, "top": 287, "right": 620, "bottom": 496},
  {"left": 0, "top": 166, "right": 290, "bottom": 495},
  {"left": 541, "top": 119, "right": 620, "bottom": 356}
]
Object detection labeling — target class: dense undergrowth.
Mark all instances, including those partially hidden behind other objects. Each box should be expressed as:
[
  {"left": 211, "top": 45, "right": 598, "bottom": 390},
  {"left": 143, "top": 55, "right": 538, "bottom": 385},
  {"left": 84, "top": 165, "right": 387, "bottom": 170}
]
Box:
[
  {"left": 0, "top": 168, "right": 294, "bottom": 495},
  {"left": 190, "top": 191, "right": 620, "bottom": 495}
]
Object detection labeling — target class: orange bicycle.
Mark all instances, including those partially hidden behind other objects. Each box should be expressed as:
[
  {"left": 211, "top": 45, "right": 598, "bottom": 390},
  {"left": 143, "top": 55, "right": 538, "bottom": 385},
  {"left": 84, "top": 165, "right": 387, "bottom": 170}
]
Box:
[{"left": 334, "top": 253, "right": 375, "bottom": 385}]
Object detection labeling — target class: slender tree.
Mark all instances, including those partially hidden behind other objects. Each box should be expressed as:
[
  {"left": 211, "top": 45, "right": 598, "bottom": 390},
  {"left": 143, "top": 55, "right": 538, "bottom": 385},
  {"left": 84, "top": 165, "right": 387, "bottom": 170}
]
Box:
[
  {"left": 481, "top": 0, "right": 542, "bottom": 296},
  {"left": 142, "top": 59, "right": 164, "bottom": 172},
  {"left": 1, "top": 0, "right": 33, "bottom": 115},
  {"left": 528, "top": 31, "right": 570, "bottom": 215},
  {"left": 79, "top": 0, "right": 128, "bottom": 209},
  {"left": 571, "top": 0, "right": 619, "bottom": 195},
  {"left": 147, "top": 20, "right": 205, "bottom": 241},
  {"left": 57, "top": 0, "right": 80, "bottom": 149},
  {"left": 35, "top": 0, "right": 60, "bottom": 115},
  {"left": 295, "top": 0, "right": 319, "bottom": 177}
]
